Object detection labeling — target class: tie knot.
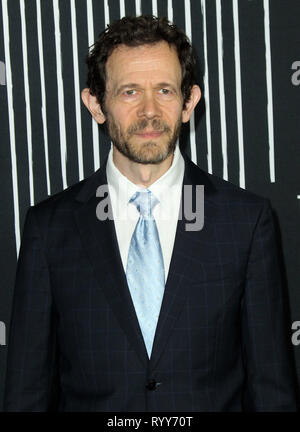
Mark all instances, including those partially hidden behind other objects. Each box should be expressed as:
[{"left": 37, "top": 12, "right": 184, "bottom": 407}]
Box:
[{"left": 129, "top": 189, "right": 159, "bottom": 218}]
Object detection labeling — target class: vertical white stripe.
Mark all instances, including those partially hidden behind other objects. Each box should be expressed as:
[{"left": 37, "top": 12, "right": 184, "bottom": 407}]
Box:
[
  {"left": 2, "top": 0, "right": 21, "bottom": 254},
  {"left": 184, "top": 0, "right": 192, "bottom": 41},
  {"left": 201, "top": 0, "right": 212, "bottom": 174},
  {"left": 70, "top": 0, "right": 84, "bottom": 181},
  {"left": 104, "top": 0, "right": 113, "bottom": 155},
  {"left": 263, "top": 0, "right": 275, "bottom": 183},
  {"left": 36, "top": 0, "right": 51, "bottom": 195},
  {"left": 53, "top": 0, "right": 67, "bottom": 189},
  {"left": 86, "top": 1, "right": 94, "bottom": 52},
  {"left": 135, "top": 0, "right": 141, "bottom": 16},
  {"left": 189, "top": 114, "right": 197, "bottom": 164},
  {"left": 152, "top": 0, "right": 158, "bottom": 16},
  {"left": 104, "top": 0, "right": 110, "bottom": 27},
  {"left": 216, "top": 0, "right": 228, "bottom": 180},
  {"left": 184, "top": 0, "right": 197, "bottom": 164},
  {"left": 20, "top": 0, "right": 34, "bottom": 204},
  {"left": 120, "top": 0, "right": 126, "bottom": 17},
  {"left": 168, "top": 0, "right": 173, "bottom": 22},
  {"left": 86, "top": 0, "right": 100, "bottom": 171},
  {"left": 232, "top": 0, "right": 245, "bottom": 189}
]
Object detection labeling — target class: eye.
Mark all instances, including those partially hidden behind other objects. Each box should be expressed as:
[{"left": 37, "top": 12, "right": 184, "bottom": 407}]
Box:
[
  {"left": 124, "top": 89, "right": 137, "bottom": 96},
  {"left": 159, "top": 88, "right": 171, "bottom": 95}
]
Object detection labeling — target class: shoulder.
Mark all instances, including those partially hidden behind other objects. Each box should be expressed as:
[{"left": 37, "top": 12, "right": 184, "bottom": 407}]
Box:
[
  {"left": 32, "top": 177, "right": 87, "bottom": 215},
  {"left": 182, "top": 154, "right": 272, "bottom": 232},
  {"left": 183, "top": 154, "right": 268, "bottom": 207},
  {"left": 24, "top": 163, "right": 106, "bottom": 233},
  {"left": 206, "top": 170, "right": 267, "bottom": 206}
]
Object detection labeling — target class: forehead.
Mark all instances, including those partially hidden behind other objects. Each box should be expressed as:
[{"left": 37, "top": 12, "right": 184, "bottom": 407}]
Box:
[{"left": 105, "top": 41, "right": 182, "bottom": 87}]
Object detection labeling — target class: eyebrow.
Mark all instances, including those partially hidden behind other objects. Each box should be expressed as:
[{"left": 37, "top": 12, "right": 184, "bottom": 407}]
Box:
[{"left": 114, "top": 82, "right": 178, "bottom": 95}]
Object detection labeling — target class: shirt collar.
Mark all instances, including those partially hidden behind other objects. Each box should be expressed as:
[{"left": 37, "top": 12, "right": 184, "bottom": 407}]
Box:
[{"left": 106, "top": 143, "right": 184, "bottom": 210}]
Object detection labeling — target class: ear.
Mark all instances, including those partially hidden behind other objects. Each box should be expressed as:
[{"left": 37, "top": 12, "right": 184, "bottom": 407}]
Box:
[
  {"left": 181, "top": 85, "right": 201, "bottom": 123},
  {"left": 81, "top": 88, "right": 106, "bottom": 124}
]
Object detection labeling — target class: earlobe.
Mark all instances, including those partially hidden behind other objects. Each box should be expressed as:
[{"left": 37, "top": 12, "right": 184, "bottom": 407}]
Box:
[
  {"left": 81, "top": 88, "right": 106, "bottom": 124},
  {"left": 181, "top": 85, "right": 201, "bottom": 123}
]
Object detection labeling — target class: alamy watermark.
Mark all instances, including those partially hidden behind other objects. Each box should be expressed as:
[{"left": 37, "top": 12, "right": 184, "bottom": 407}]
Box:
[
  {"left": 291, "top": 61, "right": 300, "bottom": 86},
  {"left": 0, "top": 61, "right": 6, "bottom": 86},
  {"left": 95, "top": 183, "right": 204, "bottom": 232},
  {"left": 291, "top": 321, "right": 300, "bottom": 346},
  {"left": 0, "top": 321, "right": 6, "bottom": 346}
]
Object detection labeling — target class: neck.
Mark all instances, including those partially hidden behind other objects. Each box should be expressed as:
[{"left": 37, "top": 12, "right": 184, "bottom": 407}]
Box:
[{"left": 112, "top": 146, "right": 174, "bottom": 188}]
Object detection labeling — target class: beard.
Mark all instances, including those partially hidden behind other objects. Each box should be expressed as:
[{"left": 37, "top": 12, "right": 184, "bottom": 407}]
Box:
[{"left": 105, "top": 113, "right": 182, "bottom": 165}]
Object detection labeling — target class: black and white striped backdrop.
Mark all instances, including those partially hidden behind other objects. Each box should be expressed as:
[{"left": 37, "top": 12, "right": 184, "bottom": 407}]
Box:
[{"left": 0, "top": 0, "right": 299, "bottom": 409}]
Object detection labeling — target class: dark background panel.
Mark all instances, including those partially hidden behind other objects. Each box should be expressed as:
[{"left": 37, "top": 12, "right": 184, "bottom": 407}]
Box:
[
  {"left": 270, "top": 0, "right": 300, "bottom": 186},
  {"left": 41, "top": 0, "right": 63, "bottom": 195},
  {"left": 238, "top": 0, "right": 270, "bottom": 192},
  {"left": 76, "top": 0, "right": 95, "bottom": 179},
  {"left": 25, "top": 0, "right": 48, "bottom": 204},
  {"left": 0, "top": 0, "right": 19, "bottom": 412},
  {"left": 267, "top": 0, "right": 300, "bottom": 378},
  {"left": 7, "top": 0, "right": 31, "bottom": 228},
  {"left": 221, "top": 0, "right": 239, "bottom": 186},
  {"left": 93, "top": 1, "right": 112, "bottom": 165},
  {"left": 108, "top": 0, "right": 121, "bottom": 23},
  {"left": 59, "top": 0, "right": 80, "bottom": 187},
  {"left": 141, "top": 0, "right": 153, "bottom": 15},
  {"left": 157, "top": 0, "right": 168, "bottom": 18},
  {"left": 172, "top": 0, "right": 192, "bottom": 158},
  {"left": 190, "top": 0, "right": 207, "bottom": 171},
  {"left": 125, "top": 0, "right": 136, "bottom": 17},
  {"left": 204, "top": 0, "right": 223, "bottom": 178}
]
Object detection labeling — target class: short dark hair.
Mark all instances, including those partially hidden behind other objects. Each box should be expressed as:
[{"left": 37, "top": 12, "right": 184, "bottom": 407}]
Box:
[{"left": 86, "top": 15, "right": 197, "bottom": 113}]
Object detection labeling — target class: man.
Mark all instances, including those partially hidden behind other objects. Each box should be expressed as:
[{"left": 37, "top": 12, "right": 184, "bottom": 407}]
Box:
[{"left": 4, "top": 15, "right": 298, "bottom": 411}]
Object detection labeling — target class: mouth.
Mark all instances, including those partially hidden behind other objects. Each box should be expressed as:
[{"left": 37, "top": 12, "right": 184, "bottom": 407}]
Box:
[{"left": 135, "top": 131, "right": 164, "bottom": 139}]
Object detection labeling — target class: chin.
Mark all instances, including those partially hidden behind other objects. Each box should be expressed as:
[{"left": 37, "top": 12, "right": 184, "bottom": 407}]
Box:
[
  {"left": 129, "top": 142, "right": 172, "bottom": 165},
  {"left": 113, "top": 136, "right": 175, "bottom": 165}
]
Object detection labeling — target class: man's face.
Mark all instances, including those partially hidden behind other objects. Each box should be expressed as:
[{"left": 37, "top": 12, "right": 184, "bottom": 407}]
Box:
[{"left": 103, "top": 41, "right": 185, "bottom": 164}]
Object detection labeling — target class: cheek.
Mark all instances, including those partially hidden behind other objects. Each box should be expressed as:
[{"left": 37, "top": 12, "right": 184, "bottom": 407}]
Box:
[
  {"left": 111, "top": 106, "right": 135, "bottom": 128},
  {"left": 107, "top": 114, "right": 126, "bottom": 135},
  {"left": 163, "top": 106, "right": 183, "bottom": 125}
]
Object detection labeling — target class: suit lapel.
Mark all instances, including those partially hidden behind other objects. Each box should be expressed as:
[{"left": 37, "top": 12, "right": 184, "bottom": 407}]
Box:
[
  {"left": 74, "top": 161, "right": 149, "bottom": 368},
  {"left": 149, "top": 153, "right": 216, "bottom": 370}
]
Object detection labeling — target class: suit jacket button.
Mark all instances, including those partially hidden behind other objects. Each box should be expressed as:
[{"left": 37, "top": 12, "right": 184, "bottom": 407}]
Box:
[{"left": 146, "top": 379, "right": 160, "bottom": 391}]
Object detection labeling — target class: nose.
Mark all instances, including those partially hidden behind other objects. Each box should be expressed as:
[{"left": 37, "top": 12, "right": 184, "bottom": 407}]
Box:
[{"left": 137, "top": 91, "right": 162, "bottom": 119}]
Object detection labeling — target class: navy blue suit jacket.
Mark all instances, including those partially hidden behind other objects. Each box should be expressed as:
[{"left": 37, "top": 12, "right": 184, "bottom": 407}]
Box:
[{"left": 3, "top": 152, "right": 298, "bottom": 411}]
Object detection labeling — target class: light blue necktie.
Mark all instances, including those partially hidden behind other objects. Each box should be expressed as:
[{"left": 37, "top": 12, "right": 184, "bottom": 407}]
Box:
[{"left": 126, "top": 189, "right": 165, "bottom": 358}]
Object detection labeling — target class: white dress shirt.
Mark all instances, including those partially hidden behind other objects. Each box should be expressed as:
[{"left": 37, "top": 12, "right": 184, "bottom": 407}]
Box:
[{"left": 106, "top": 144, "right": 185, "bottom": 281}]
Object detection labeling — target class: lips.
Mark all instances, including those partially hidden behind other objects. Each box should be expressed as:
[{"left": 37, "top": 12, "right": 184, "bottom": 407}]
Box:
[{"left": 135, "top": 131, "right": 163, "bottom": 138}]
